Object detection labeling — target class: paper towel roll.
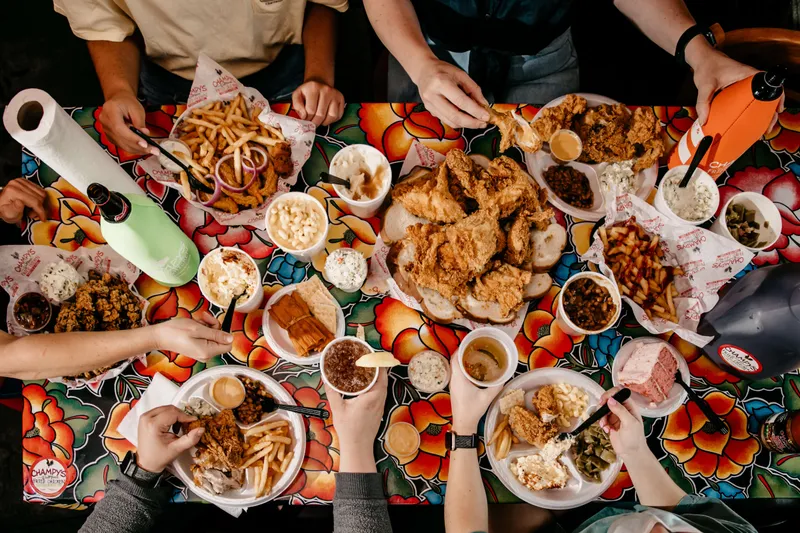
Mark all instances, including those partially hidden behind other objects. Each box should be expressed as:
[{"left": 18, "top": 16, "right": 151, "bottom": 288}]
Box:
[{"left": 3, "top": 89, "right": 143, "bottom": 196}]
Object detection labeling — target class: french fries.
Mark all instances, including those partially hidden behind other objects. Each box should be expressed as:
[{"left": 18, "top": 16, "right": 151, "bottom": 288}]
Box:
[
  {"left": 242, "top": 419, "right": 295, "bottom": 498},
  {"left": 490, "top": 415, "right": 514, "bottom": 460},
  {"left": 600, "top": 219, "right": 683, "bottom": 324},
  {"left": 173, "top": 96, "right": 292, "bottom": 213}
]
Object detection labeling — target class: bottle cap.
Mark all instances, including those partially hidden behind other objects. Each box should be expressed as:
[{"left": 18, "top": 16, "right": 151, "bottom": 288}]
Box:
[
  {"left": 765, "top": 66, "right": 787, "bottom": 88},
  {"left": 87, "top": 183, "right": 110, "bottom": 206}
]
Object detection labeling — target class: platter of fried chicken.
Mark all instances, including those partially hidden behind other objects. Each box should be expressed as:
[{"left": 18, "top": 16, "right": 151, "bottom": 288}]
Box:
[
  {"left": 171, "top": 367, "right": 306, "bottom": 507},
  {"left": 484, "top": 368, "right": 622, "bottom": 509},
  {"left": 380, "top": 148, "right": 568, "bottom": 325},
  {"left": 486, "top": 93, "right": 665, "bottom": 221}
]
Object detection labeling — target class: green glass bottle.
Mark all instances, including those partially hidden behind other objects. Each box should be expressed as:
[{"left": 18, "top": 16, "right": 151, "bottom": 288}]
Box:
[{"left": 88, "top": 183, "right": 199, "bottom": 287}]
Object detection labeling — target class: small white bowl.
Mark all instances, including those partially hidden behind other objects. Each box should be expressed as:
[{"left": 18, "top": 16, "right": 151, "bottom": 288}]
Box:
[
  {"left": 711, "top": 191, "right": 782, "bottom": 252},
  {"left": 611, "top": 337, "right": 690, "bottom": 418},
  {"left": 654, "top": 166, "right": 720, "bottom": 226},
  {"left": 265, "top": 192, "right": 329, "bottom": 262},
  {"left": 197, "top": 247, "right": 263, "bottom": 313},
  {"left": 556, "top": 272, "right": 621, "bottom": 336},
  {"left": 456, "top": 328, "right": 517, "bottom": 388},
  {"left": 408, "top": 350, "right": 451, "bottom": 393},
  {"left": 329, "top": 144, "right": 392, "bottom": 219},
  {"left": 548, "top": 129, "right": 583, "bottom": 162},
  {"left": 320, "top": 336, "right": 379, "bottom": 397}
]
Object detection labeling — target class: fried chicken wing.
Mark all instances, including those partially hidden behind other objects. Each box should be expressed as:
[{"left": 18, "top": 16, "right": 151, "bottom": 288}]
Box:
[
  {"left": 627, "top": 107, "right": 665, "bottom": 172},
  {"left": 486, "top": 107, "right": 543, "bottom": 153},
  {"left": 393, "top": 163, "right": 467, "bottom": 223},
  {"left": 532, "top": 94, "right": 588, "bottom": 143},
  {"left": 406, "top": 210, "right": 505, "bottom": 298},
  {"left": 472, "top": 261, "right": 532, "bottom": 316},
  {"left": 508, "top": 405, "right": 559, "bottom": 448}
]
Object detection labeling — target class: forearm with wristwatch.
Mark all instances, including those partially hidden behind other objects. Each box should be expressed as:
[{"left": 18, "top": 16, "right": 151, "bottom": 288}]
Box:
[{"left": 78, "top": 451, "right": 170, "bottom": 533}]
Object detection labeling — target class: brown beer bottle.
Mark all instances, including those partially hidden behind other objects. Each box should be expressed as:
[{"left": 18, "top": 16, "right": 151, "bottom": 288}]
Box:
[{"left": 760, "top": 411, "right": 800, "bottom": 453}]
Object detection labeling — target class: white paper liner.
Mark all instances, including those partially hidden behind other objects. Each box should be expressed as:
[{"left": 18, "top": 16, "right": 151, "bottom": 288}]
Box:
[
  {"left": 0, "top": 245, "right": 148, "bottom": 386},
  {"left": 137, "top": 53, "right": 316, "bottom": 227},
  {"left": 581, "top": 192, "right": 754, "bottom": 347},
  {"left": 369, "top": 141, "right": 527, "bottom": 337}
]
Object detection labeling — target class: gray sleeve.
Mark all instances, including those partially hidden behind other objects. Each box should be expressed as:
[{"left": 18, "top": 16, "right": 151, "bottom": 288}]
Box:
[
  {"left": 79, "top": 474, "right": 170, "bottom": 533},
  {"left": 333, "top": 473, "right": 393, "bottom": 533}
]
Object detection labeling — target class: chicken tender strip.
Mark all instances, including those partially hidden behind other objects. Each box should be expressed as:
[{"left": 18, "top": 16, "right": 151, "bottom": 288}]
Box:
[
  {"left": 531, "top": 94, "right": 588, "bottom": 143},
  {"left": 508, "top": 405, "right": 559, "bottom": 448},
  {"left": 393, "top": 163, "right": 467, "bottom": 223},
  {"left": 472, "top": 261, "right": 532, "bottom": 316}
]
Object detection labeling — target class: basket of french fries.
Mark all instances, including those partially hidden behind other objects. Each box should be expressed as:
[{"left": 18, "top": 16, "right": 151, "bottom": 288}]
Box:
[
  {"left": 581, "top": 192, "right": 754, "bottom": 347},
  {"left": 139, "top": 54, "right": 315, "bottom": 227}
]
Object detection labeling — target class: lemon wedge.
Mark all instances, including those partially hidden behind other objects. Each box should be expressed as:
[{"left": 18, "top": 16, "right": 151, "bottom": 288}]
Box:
[{"left": 356, "top": 351, "right": 401, "bottom": 368}]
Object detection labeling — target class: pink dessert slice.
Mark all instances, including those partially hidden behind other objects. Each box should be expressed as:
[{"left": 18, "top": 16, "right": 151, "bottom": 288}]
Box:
[{"left": 619, "top": 344, "right": 678, "bottom": 404}]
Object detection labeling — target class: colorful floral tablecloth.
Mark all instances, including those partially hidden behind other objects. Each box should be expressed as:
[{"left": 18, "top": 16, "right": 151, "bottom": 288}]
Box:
[{"left": 18, "top": 103, "right": 800, "bottom": 509}]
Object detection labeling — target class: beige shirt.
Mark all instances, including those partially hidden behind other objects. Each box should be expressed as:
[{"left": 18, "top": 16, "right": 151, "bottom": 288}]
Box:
[{"left": 54, "top": 0, "right": 348, "bottom": 79}]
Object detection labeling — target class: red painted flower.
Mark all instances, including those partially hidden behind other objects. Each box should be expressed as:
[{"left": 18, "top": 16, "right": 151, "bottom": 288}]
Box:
[
  {"left": 653, "top": 106, "right": 697, "bottom": 143},
  {"left": 662, "top": 391, "right": 760, "bottom": 479},
  {"left": 102, "top": 400, "right": 138, "bottom": 461},
  {"left": 764, "top": 110, "right": 800, "bottom": 154},
  {"left": 374, "top": 298, "right": 464, "bottom": 364},
  {"left": 93, "top": 106, "right": 179, "bottom": 162},
  {"left": 601, "top": 464, "right": 633, "bottom": 500},
  {"left": 175, "top": 197, "right": 275, "bottom": 258},
  {"left": 389, "top": 495, "right": 428, "bottom": 504},
  {"left": 359, "top": 104, "right": 466, "bottom": 162},
  {"left": 30, "top": 178, "right": 105, "bottom": 251},
  {"left": 22, "top": 384, "right": 78, "bottom": 495},
  {"left": 230, "top": 309, "right": 279, "bottom": 371},
  {"left": 515, "top": 286, "right": 578, "bottom": 369},
  {"left": 718, "top": 166, "right": 800, "bottom": 264},
  {"left": 668, "top": 334, "right": 740, "bottom": 387},
  {"left": 387, "top": 394, "right": 453, "bottom": 481}
]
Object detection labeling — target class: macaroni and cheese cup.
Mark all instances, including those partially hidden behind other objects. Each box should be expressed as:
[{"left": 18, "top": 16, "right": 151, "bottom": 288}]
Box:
[
  {"left": 265, "top": 192, "right": 330, "bottom": 262},
  {"left": 198, "top": 247, "right": 264, "bottom": 313}
]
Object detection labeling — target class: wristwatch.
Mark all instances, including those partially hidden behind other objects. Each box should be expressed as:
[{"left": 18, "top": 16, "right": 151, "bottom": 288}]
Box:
[
  {"left": 445, "top": 431, "right": 479, "bottom": 451},
  {"left": 121, "top": 451, "right": 163, "bottom": 488},
  {"left": 675, "top": 23, "right": 722, "bottom": 68}
]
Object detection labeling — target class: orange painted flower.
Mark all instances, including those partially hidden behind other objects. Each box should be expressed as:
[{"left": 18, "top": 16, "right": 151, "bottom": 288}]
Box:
[
  {"left": 601, "top": 464, "right": 633, "bottom": 500},
  {"left": 654, "top": 106, "right": 697, "bottom": 143},
  {"left": 668, "top": 334, "right": 740, "bottom": 387},
  {"left": 102, "top": 400, "right": 138, "bottom": 461},
  {"left": 764, "top": 110, "right": 800, "bottom": 154},
  {"left": 30, "top": 178, "right": 105, "bottom": 251},
  {"left": 515, "top": 286, "right": 578, "bottom": 369},
  {"left": 662, "top": 391, "right": 760, "bottom": 479},
  {"left": 359, "top": 104, "right": 466, "bottom": 162},
  {"left": 230, "top": 309, "right": 279, "bottom": 371},
  {"left": 22, "top": 384, "right": 78, "bottom": 495},
  {"left": 387, "top": 394, "right": 453, "bottom": 481},
  {"left": 373, "top": 298, "right": 465, "bottom": 364}
]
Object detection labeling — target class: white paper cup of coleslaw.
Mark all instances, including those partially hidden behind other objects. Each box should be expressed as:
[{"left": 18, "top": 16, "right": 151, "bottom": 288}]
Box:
[
  {"left": 329, "top": 144, "right": 392, "bottom": 219},
  {"left": 198, "top": 247, "right": 263, "bottom": 313}
]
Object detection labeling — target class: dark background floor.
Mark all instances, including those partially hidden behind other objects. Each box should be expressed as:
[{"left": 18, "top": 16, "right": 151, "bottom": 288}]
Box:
[{"left": 2, "top": 1, "right": 800, "bottom": 531}]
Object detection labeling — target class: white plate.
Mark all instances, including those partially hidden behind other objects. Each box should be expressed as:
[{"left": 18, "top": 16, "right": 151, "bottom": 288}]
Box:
[
  {"left": 262, "top": 283, "right": 345, "bottom": 366},
  {"left": 484, "top": 367, "right": 622, "bottom": 510},
  {"left": 171, "top": 366, "right": 306, "bottom": 508},
  {"left": 525, "top": 93, "right": 658, "bottom": 221},
  {"left": 611, "top": 337, "right": 689, "bottom": 418}
]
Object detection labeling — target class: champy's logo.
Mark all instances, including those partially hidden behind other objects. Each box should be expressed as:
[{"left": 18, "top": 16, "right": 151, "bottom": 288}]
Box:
[{"left": 30, "top": 458, "right": 68, "bottom": 497}]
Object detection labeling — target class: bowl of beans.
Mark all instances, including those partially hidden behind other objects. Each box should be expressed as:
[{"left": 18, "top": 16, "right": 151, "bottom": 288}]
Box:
[
  {"left": 12, "top": 292, "right": 52, "bottom": 333},
  {"left": 556, "top": 272, "right": 621, "bottom": 336},
  {"left": 265, "top": 192, "right": 329, "bottom": 262}
]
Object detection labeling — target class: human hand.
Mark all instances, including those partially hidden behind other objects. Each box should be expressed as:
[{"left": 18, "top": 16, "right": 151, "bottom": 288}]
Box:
[
  {"left": 292, "top": 81, "right": 345, "bottom": 127},
  {"left": 152, "top": 312, "right": 233, "bottom": 362},
  {"left": 325, "top": 369, "right": 388, "bottom": 472},
  {"left": 449, "top": 359, "right": 503, "bottom": 434},
  {"left": 136, "top": 405, "right": 204, "bottom": 473},
  {"left": 99, "top": 91, "right": 156, "bottom": 156},
  {"left": 415, "top": 58, "right": 489, "bottom": 129},
  {"left": 0, "top": 178, "right": 47, "bottom": 223},
  {"left": 598, "top": 386, "right": 648, "bottom": 462}
]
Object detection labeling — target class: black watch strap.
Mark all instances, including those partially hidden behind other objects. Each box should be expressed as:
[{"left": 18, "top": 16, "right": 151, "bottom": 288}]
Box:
[
  {"left": 446, "top": 431, "right": 479, "bottom": 450},
  {"left": 121, "top": 451, "right": 162, "bottom": 488},
  {"left": 675, "top": 24, "right": 719, "bottom": 68}
]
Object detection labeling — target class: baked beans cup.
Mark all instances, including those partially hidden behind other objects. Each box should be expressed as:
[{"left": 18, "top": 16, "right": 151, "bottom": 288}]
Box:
[
  {"left": 320, "top": 336, "right": 380, "bottom": 397},
  {"left": 265, "top": 192, "right": 329, "bottom": 263},
  {"left": 556, "top": 272, "right": 621, "bottom": 336}
]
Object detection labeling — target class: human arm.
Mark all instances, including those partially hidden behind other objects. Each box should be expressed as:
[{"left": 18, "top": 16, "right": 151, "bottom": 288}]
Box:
[
  {"left": 613, "top": 0, "right": 758, "bottom": 123},
  {"left": 79, "top": 406, "right": 204, "bottom": 533},
  {"left": 0, "top": 315, "right": 232, "bottom": 380},
  {"left": 0, "top": 179, "right": 47, "bottom": 223},
  {"left": 444, "top": 362, "right": 503, "bottom": 533},
  {"left": 326, "top": 369, "right": 392, "bottom": 533},
  {"left": 292, "top": 3, "right": 344, "bottom": 127},
  {"left": 599, "top": 387, "right": 686, "bottom": 508},
  {"left": 362, "top": 0, "right": 489, "bottom": 129}
]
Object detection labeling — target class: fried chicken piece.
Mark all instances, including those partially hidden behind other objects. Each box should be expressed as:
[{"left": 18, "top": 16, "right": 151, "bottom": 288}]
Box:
[
  {"left": 406, "top": 210, "right": 505, "bottom": 298},
  {"left": 446, "top": 150, "right": 532, "bottom": 218},
  {"left": 508, "top": 405, "right": 559, "bottom": 448},
  {"left": 486, "top": 107, "right": 543, "bottom": 153},
  {"left": 627, "top": 107, "right": 665, "bottom": 172},
  {"left": 259, "top": 164, "right": 279, "bottom": 198},
  {"left": 393, "top": 163, "right": 467, "bottom": 223},
  {"left": 574, "top": 103, "right": 634, "bottom": 165},
  {"left": 505, "top": 213, "right": 533, "bottom": 266},
  {"left": 269, "top": 142, "right": 293, "bottom": 176},
  {"left": 211, "top": 196, "right": 240, "bottom": 214},
  {"left": 531, "top": 94, "right": 588, "bottom": 143},
  {"left": 472, "top": 261, "right": 532, "bottom": 316},
  {"left": 532, "top": 385, "right": 559, "bottom": 424}
]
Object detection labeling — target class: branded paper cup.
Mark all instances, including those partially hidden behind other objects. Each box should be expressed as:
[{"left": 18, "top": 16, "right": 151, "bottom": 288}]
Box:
[
  {"left": 711, "top": 191, "right": 781, "bottom": 252},
  {"left": 320, "top": 336, "right": 379, "bottom": 397},
  {"left": 330, "top": 144, "right": 392, "bottom": 218},
  {"left": 198, "top": 247, "right": 264, "bottom": 313},
  {"left": 456, "top": 327, "right": 517, "bottom": 388},
  {"left": 556, "top": 272, "right": 621, "bottom": 336},
  {"left": 654, "top": 166, "right": 719, "bottom": 226},
  {"left": 265, "top": 192, "right": 329, "bottom": 262}
]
